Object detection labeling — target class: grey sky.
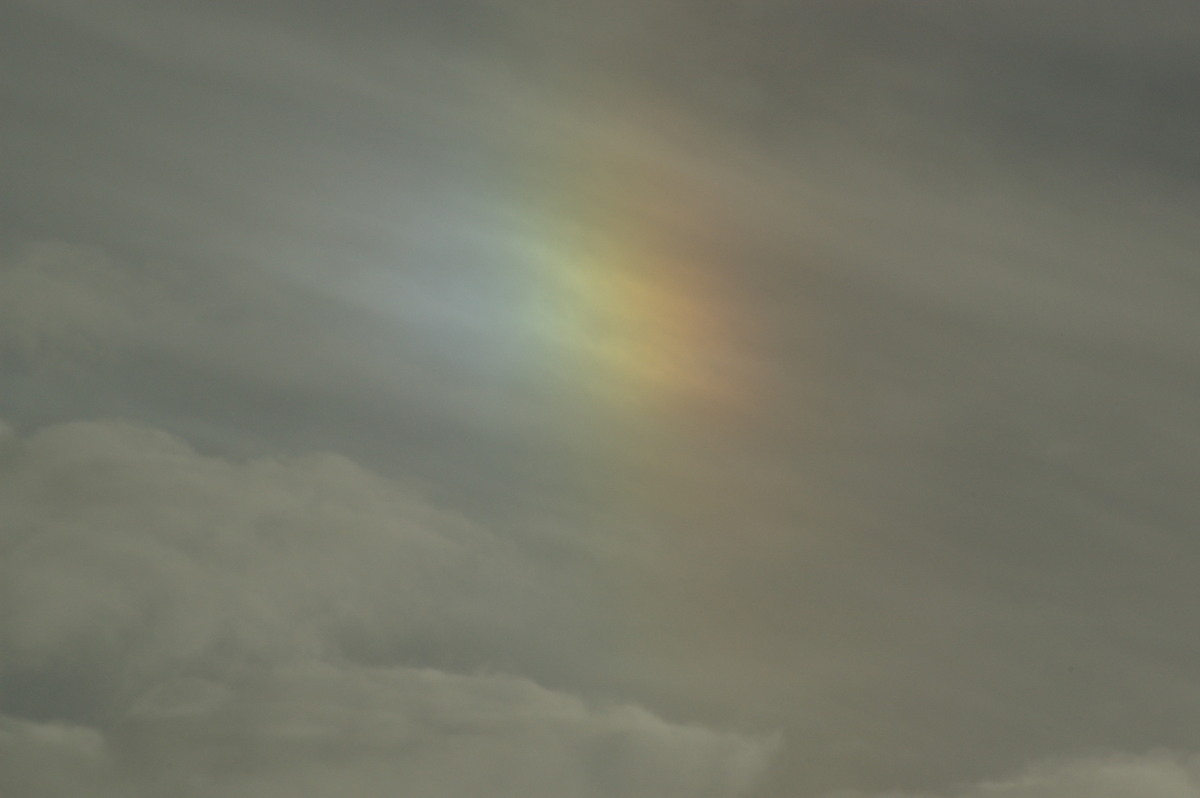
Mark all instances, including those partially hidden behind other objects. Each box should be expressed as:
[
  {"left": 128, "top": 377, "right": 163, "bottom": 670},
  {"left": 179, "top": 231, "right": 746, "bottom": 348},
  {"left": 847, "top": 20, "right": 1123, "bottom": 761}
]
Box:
[{"left": 3, "top": 2, "right": 1200, "bottom": 796}]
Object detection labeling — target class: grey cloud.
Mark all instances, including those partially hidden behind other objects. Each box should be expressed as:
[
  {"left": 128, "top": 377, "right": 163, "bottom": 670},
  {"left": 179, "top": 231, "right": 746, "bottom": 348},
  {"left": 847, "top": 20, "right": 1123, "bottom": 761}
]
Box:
[
  {"left": 0, "top": 241, "right": 396, "bottom": 387},
  {"left": 0, "top": 238, "right": 573, "bottom": 467},
  {"left": 116, "top": 663, "right": 773, "bottom": 798},
  {"left": 5, "top": 2, "right": 1200, "bottom": 797},
  {"left": 833, "top": 751, "right": 1200, "bottom": 798},
  {"left": 0, "top": 417, "right": 774, "bottom": 796},
  {"left": 0, "top": 417, "right": 583, "bottom": 719},
  {"left": 2, "top": 664, "right": 773, "bottom": 798},
  {"left": 0, "top": 716, "right": 116, "bottom": 798}
]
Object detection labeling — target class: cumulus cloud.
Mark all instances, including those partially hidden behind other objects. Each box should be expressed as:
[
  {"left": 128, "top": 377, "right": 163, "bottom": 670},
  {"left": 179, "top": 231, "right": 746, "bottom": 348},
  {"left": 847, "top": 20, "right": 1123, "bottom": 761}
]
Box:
[{"left": 0, "top": 418, "right": 775, "bottom": 796}]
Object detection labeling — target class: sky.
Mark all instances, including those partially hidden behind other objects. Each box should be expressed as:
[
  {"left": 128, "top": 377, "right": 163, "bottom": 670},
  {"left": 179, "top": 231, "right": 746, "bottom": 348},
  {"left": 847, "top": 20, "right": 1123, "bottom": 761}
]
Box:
[{"left": 3, "top": 1, "right": 1200, "bottom": 796}]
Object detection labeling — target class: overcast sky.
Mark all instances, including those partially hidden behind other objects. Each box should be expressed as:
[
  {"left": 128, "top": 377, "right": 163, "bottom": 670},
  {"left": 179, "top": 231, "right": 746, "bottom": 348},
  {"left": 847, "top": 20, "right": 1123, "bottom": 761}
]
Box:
[{"left": 4, "top": 2, "right": 1200, "bottom": 796}]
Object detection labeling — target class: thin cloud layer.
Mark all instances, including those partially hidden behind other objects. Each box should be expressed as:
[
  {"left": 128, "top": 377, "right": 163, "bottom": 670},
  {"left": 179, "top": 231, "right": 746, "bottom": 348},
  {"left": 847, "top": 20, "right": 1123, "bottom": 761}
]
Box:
[{"left": 4, "top": 1, "right": 1200, "bottom": 796}]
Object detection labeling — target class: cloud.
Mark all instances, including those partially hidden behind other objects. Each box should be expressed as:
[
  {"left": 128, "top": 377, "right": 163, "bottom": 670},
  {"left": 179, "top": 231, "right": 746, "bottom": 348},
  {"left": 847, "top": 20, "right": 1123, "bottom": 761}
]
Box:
[
  {"left": 0, "top": 418, "right": 540, "bottom": 697},
  {"left": 0, "top": 238, "right": 548, "bottom": 458},
  {"left": 2, "top": 663, "right": 774, "bottom": 798},
  {"left": 833, "top": 751, "right": 1200, "bottom": 798},
  {"left": 0, "top": 716, "right": 115, "bottom": 798},
  {"left": 0, "top": 241, "right": 368, "bottom": 381},
  {"left": 0, "top": 417, "right": 775, "bottom": 796},
  {"left": 6, "top": 3, "right": 1200, "bottom": 796},
  {"left": 0, "top": 242, "right": 144, "bottom": 359}
]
